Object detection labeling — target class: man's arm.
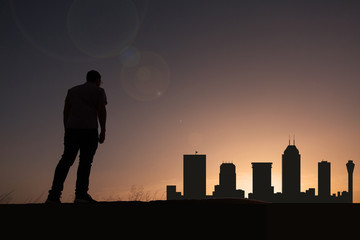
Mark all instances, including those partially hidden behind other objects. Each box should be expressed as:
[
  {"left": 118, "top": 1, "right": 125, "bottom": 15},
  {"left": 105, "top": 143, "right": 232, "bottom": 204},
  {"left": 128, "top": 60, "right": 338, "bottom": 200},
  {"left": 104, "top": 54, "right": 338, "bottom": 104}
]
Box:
[
  {"left": 63, "top": 99, "right": 71, "bottom": 128},
  {"left": 97, "top": 102, "right": 107, "bottom": 144}
]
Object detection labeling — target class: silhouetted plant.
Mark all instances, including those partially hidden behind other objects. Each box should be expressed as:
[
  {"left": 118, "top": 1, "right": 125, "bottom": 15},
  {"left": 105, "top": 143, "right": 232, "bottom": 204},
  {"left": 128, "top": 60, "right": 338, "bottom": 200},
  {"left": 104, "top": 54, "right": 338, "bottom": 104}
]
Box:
[
  {"left": 128, "top": 185, "right": 145, "bottom": 201},
  {"left": 0, "top": 190, "right": 14, "bottom": 204},
  {"left": 128, "top": 186, "right": 165, "bottom": 201}
]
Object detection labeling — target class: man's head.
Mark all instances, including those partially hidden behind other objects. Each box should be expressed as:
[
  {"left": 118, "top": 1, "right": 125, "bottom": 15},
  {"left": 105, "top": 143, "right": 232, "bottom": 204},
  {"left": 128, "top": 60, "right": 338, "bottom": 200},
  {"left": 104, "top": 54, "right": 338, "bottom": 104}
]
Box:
[{"left": 86, "top": 70, "right": 101, "bottom": 86}]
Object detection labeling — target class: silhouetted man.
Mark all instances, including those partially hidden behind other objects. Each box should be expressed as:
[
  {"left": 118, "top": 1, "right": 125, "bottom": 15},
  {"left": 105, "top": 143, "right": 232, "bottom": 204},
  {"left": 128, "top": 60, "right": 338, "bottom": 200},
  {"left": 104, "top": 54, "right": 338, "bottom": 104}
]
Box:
[{"left": 46, "top": 70, "right": 107, "bottom": 203}]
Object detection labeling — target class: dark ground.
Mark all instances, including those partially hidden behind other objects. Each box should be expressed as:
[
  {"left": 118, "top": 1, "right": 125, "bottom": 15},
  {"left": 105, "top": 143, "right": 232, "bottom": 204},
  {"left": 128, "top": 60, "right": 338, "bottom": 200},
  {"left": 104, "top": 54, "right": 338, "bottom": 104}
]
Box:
[{"left": 1, "top": 199, "right": 359, "bottom": 239}]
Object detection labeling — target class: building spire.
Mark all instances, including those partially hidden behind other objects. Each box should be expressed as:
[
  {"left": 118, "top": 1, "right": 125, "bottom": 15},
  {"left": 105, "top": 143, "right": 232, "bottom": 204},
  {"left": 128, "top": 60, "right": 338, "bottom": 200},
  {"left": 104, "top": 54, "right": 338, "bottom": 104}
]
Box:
[
  {"left": 289, "top": 135, "right": 291, "bottom": 145},
  {"left": 293, "top": 134, "right": 295, "bottom": 145}
]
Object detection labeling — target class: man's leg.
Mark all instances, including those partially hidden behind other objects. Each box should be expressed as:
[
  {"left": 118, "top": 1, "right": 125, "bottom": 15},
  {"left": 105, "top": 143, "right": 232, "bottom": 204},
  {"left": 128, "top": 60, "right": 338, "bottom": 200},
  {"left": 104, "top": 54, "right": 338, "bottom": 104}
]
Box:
[
  {"left": 48, "top": 130, "right": 79, "bottom": 200},
  {"left": 75, "top": 129, "right": 98, "bottom": 198}
]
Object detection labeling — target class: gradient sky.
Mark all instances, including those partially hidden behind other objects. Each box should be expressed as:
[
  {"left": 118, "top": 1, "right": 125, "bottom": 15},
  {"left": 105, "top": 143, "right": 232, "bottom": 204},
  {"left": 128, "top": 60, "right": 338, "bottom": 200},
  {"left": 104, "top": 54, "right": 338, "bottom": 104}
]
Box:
[{"left": 1, "top": 0, "right": 360, "bottom": 203}]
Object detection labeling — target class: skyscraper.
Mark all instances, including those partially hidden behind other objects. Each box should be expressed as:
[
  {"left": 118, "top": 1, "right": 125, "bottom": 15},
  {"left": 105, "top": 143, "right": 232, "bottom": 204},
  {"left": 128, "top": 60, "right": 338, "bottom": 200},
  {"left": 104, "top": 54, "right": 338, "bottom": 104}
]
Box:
[
  {"left": 183, "top": 154, "right": 206, "bottom": 199},
  {"left": 282, "top": 141, "right": 301, "bottom": 200},
  {"left": 219, "top": 163, "right": 236, "bottom": 192},
  {"left": 318, "top": 161, "right": 331, "bottom": 200},
  {"left": 213, "top": 163, "right": 245, "bottom": 198},
  {"left": 346, "top": 160, "right": 355, "bottom": 203},
  {"left": 213, "top": 163, "right": 235, "bottom": 197},
  {"left": 252, "top": 162, "right": 273, "bottom": 201}
]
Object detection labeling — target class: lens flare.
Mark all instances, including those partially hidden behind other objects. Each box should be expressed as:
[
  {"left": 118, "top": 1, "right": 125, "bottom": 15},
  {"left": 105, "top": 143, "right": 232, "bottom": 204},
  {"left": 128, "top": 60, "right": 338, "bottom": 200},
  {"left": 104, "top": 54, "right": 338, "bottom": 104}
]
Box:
[
  {"left": 10, "top": 0, "right": 91, "bottom": 62},
  {"left": 121, "top": 51, "right": 171, "bottom": 102},
  {"left": 67, "top": 0, "right": 139, "bottom": 58},
  {"left": 119, "top": 46, "right": 141, "bottom": 67}
]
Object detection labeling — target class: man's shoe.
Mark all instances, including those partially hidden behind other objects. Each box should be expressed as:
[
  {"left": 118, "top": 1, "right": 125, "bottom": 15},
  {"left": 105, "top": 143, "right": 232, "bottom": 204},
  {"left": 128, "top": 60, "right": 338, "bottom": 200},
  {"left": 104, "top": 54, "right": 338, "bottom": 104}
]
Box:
[
  {"left": 74, "top": 193, "right": 97, "bottom": 204},
  {"left": 45, "top": 195, "right": 61, "bottom": 204}
]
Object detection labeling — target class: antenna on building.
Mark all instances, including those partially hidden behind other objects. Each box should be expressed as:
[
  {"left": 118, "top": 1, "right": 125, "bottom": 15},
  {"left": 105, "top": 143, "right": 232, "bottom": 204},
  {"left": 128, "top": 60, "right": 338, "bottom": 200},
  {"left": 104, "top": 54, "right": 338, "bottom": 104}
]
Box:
[
  {"left": 293, "top": 134, "right": 295, "bottom": 145},
  {"left": 289, "top": 135, "right": 290, "bottom": 145}
]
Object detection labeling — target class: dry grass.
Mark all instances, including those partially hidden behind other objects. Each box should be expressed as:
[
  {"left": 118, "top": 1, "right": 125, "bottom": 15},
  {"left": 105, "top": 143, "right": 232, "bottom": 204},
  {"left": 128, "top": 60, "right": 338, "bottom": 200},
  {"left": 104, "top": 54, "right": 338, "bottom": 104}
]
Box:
[
  {"left": 128, "top": 185, "right": 165, "bottom": 201},
  {"left": 0, "top": 190, "right": 14, "bottom": 204}
]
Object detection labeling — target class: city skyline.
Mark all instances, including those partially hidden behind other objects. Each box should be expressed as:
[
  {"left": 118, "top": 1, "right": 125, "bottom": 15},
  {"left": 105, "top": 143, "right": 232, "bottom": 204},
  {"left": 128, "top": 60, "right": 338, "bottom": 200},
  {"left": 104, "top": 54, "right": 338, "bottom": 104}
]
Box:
[
  {"left": 167, "top": 140, "right": 355, "bottom": 203},
  {"left": 1, "top": 1, "right": 360, "bottom": 203}
]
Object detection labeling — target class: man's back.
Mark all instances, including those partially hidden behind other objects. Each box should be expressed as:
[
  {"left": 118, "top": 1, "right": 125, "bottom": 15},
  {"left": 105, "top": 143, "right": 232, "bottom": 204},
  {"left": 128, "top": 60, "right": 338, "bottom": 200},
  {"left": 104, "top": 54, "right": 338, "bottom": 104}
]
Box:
[
  {"left": 65, "top": 82, "right": 107, "bottom": 129},
  {"left": 46, "top": 70, "right": 106, "bottom": 204}
]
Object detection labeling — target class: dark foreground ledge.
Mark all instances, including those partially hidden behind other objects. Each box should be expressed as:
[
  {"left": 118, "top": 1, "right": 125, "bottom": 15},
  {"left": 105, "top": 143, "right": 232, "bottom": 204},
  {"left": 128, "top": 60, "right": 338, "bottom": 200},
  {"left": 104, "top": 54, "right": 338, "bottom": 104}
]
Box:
[{"left": 1, "top": 199, "right": 359, "bottom": 239}]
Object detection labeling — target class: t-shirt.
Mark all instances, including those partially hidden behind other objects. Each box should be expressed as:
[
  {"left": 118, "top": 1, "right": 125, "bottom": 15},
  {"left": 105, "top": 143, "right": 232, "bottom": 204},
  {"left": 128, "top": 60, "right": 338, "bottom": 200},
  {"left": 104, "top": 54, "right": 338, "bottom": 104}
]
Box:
[{"left": 64, "top": 82, "right": 107, "bottom": 129}]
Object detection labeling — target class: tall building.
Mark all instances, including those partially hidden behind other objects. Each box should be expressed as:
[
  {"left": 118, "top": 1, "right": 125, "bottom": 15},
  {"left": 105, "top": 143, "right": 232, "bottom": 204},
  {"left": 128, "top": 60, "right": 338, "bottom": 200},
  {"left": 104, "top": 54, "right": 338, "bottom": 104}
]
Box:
[
  {"left": 282, "top": 141, "right": 301, "bottom": 200},
  {"left": 183, "top": 154, "right": 206, "bottom": 199},
  {"left": 213, "top": 163, "right": 244, "bottom": 198},
  {"left": 219, "top": 163, "right": 236, "bottom": 192},
  {"left": 346, "top": 160, "right": 355, "bottom": 203},
  {"left": 318, "top": 161, "right": 331, "bottom": 200},
  {"left": 251, "top": 162, "right": 273, "bottom": 201}
]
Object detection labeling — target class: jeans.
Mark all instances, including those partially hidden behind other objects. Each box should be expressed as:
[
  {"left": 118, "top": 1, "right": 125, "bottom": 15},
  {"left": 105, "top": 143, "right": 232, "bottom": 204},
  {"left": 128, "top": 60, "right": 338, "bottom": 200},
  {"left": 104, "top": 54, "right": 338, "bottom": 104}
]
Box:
[{"left": 49, "top": 129, "right": 98, "bottom": 197}]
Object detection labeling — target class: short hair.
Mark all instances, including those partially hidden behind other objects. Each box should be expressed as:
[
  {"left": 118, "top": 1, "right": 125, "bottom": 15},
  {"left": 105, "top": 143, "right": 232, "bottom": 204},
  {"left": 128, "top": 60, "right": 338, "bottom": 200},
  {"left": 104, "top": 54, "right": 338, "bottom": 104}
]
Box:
[{"left": 86, "top": 70, "right": 101, "bottom": 82}]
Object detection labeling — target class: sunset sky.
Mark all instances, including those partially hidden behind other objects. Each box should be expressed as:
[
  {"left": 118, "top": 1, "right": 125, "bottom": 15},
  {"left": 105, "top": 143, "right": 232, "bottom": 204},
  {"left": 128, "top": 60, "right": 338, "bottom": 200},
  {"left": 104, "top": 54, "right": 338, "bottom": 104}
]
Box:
[{"left": 1, "top": 0, "right": 360, "bottom": 203}]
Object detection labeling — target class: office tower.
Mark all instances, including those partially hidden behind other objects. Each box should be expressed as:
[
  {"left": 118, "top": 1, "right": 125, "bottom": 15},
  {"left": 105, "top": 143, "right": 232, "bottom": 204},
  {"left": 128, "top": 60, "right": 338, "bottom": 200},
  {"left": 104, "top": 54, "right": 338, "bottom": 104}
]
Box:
[
  {"left": 318, "top": 161, "right": 331, "bottom": 200},
  {"left": 183, "top": 154, "right": 206, "bottom": 199},
  {"left": 219, "top": 163, "right": 236, "bottom": 192},
  {"left": 252, "top": 162, "right": 273, "bottom": 201},
  {"left": 346, "top": 160, "right": 355, "bottom": 203},
  {"left": 213, "top": 163, "right": 236, "bottom": 197},
  {"left": 282, "top": 141, "right": 301, "bottom": 199}
]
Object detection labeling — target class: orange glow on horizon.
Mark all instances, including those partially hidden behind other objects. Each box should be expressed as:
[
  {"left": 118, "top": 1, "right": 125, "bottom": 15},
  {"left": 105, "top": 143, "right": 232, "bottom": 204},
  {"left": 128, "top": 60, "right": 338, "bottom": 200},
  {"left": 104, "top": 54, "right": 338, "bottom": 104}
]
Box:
[{"left": 2, "top": 1, "right": 360, "bottom": 204}]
